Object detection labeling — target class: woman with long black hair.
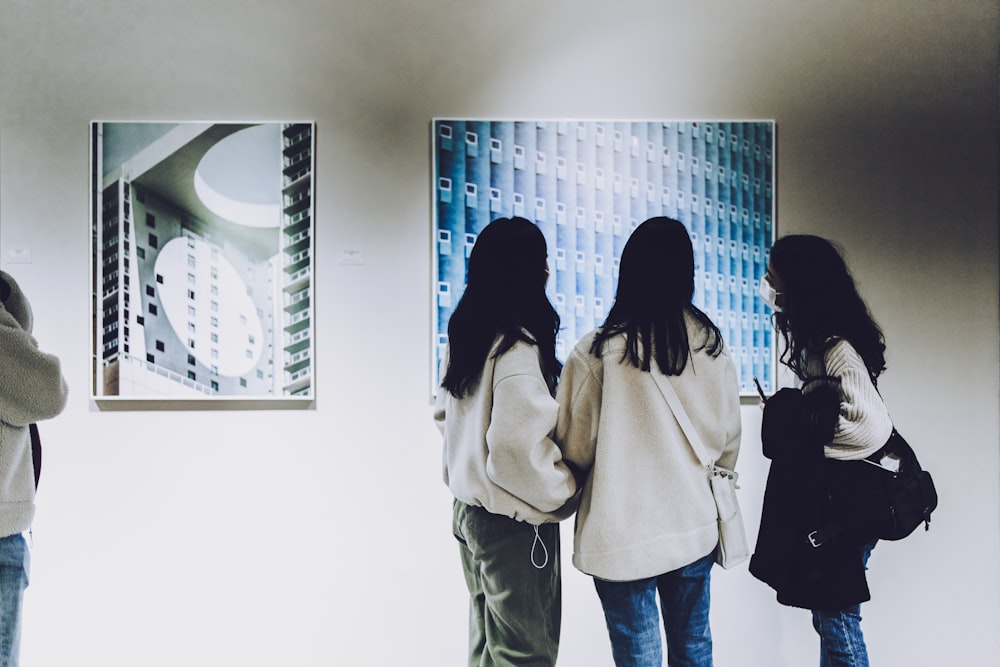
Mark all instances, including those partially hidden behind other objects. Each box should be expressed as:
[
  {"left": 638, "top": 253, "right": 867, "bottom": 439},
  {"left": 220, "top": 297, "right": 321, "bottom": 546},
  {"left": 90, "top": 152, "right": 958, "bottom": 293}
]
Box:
[
  {"left": 433, "top": 217, "right": 577, "bottom": 667},
  {"left": 555, "top": 217, "right": 742, "bottom": 667},
  {"left": 750, "top": 234, "right": 892, "bottom": 667}
]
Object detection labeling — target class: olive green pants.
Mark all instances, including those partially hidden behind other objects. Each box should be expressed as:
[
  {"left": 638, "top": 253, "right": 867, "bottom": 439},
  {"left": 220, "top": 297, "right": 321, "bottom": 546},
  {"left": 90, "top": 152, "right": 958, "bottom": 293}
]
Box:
[{"left": 453, "top": 500, "right": 562, "bottom": 667}]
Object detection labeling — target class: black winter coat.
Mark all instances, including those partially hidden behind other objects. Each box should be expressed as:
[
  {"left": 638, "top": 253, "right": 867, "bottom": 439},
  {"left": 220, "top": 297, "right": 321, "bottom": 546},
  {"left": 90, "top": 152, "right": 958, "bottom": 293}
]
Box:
[{"left": 749, "top": 385, "right": 877, "bottom": 611}]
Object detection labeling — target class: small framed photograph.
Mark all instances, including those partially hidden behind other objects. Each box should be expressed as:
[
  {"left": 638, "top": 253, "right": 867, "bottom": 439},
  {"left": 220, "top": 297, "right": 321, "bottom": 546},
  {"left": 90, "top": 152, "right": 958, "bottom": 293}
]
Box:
[{"left": 91, "top": 121, "right": 315, "bottom": 404}]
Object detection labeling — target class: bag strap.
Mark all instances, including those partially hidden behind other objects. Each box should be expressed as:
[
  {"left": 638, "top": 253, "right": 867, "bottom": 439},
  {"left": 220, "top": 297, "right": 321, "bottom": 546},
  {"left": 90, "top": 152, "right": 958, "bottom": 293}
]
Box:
[
  {"left": 29, "top": 423, "right": 41, "bottom": 489},
  {"left": 650, "top": 373, "right": 713, "bottom": 468}
]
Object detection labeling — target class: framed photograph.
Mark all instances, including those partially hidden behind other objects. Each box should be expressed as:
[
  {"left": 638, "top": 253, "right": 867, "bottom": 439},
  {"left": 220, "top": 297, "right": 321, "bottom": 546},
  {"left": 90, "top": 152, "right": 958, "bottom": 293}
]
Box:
[
  {"left": 432, "top": 119, "right": 775, "bottom": 396},
  {"left": 91, "top": 122, "right": 314, "bottom": 403}
]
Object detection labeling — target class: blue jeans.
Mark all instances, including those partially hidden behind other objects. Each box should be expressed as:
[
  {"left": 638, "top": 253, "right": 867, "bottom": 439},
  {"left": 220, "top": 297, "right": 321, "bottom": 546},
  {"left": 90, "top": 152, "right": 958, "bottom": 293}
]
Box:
[
  {"left": 453, "top": 500, "right": 561, "bottom": 667},
  {"left": 0, "top": 535, "right": 28, "bottom": 667},
  {"left": 810, "top": 542, "right": 876, "bottom": 667},
  {"left": 594, "top": 553, "right": 714, "bottom": 667}
]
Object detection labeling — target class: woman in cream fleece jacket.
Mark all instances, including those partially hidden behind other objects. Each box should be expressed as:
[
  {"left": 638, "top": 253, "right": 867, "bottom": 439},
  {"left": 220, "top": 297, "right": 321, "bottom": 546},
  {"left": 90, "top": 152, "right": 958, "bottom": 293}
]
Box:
[
  {"left": 0, "top": 271, "right": 68, "bottom": 666},
  {"left": 555, "top": 218, "right": 741, "bottom": 667},
  {"left": 434, "top": 217, "right": 577, "bottom": 667}
]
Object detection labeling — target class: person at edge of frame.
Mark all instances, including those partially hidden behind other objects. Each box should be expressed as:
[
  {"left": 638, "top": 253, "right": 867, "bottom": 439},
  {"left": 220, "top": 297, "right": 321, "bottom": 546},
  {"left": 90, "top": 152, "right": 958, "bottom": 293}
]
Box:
[{"left": 0, "top": 271, "right": 69, "bottom": 667}]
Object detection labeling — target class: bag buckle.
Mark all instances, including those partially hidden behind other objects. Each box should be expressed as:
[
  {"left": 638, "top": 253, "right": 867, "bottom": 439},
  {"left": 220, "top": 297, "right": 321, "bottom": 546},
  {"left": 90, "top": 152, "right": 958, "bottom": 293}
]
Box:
[{"left": 807, "top": 531, "right": 823, "bottom": 548}]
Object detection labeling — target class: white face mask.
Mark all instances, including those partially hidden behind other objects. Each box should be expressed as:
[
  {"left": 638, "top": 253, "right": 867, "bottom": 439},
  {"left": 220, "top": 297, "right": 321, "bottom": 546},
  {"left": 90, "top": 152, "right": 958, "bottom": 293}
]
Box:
[{"left": 759, "top": 275, "right": 783, "bottom": 312}]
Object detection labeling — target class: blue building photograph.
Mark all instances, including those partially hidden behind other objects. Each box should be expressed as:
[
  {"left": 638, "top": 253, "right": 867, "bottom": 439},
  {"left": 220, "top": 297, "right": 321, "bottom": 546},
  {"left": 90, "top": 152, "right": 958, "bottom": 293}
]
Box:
[{"left": 434, "top": 119, "right": 775, "bottom": 394}]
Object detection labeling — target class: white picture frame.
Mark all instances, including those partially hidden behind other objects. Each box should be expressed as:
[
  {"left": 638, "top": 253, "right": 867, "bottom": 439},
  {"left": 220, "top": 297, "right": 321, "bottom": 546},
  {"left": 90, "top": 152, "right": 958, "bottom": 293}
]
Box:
[{"left": 90, "top": 121, "right": 315, "bottom": 406}]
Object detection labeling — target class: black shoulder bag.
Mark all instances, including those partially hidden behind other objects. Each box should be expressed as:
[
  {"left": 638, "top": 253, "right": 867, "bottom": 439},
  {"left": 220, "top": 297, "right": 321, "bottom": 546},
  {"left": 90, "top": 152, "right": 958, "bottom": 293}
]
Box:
[
  {"left": 856, "top": 427, "right": 937, "bottom": 540},
  {"left": 811, "top": 379, "right": 939, "bottom": 546}
]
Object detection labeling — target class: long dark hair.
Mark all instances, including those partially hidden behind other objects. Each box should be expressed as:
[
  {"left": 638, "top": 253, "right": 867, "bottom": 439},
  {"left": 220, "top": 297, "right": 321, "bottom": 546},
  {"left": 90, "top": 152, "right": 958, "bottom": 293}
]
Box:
[
  {"left": 591, "top": 216, "right": 723, "bottom": 374},
  {"left": 441, "top": 217, "right": 561, "bottom": 398},
  {"left": 769, "top": 235, "right": 886, "bottom": 380}
]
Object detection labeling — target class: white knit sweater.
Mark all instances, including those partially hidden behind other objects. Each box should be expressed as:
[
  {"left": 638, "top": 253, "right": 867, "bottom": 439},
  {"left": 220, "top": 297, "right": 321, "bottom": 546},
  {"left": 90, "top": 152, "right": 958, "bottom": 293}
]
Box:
[
  {"left": 555, "top": 318, "right": 742, "bottom": 581},
  {"left": 803, "top": 338, "right": 893, "bottom": 460},
  {"left": 433, "top": 338, "right": 577, "bottom": 525}
]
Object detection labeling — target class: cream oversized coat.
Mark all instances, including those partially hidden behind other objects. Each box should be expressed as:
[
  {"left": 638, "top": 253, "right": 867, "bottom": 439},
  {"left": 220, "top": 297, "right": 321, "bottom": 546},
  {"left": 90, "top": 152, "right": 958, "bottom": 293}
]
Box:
[{"left": 556, "top": 319, "right": 742, "bottom": 581}]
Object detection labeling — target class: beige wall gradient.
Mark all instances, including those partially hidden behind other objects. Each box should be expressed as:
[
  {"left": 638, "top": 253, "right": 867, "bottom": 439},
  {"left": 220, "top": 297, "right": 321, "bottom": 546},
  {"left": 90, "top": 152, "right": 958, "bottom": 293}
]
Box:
[{"left": 0, "top": 1, "right": 996, "bottom": 664}]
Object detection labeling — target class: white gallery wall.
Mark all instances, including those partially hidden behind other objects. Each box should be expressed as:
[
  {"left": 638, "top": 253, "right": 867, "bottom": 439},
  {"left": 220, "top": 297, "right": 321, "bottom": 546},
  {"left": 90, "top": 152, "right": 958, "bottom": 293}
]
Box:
[{"left": 0, "top": 1, "right": 997, "bottom": 665}]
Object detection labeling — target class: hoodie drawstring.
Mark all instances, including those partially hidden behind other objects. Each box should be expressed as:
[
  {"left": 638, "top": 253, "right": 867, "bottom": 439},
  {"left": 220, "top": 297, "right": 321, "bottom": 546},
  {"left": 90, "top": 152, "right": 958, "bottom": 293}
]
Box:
[{"left": 531, "top": 525, "right": 549, "bottom": 569}]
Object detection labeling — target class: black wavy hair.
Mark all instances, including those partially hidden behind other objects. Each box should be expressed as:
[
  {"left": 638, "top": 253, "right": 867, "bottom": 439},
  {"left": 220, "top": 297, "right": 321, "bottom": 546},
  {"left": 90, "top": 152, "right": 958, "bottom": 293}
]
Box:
[
  {"left": 441, "top": 217, "right": 561, "bottom": 398},
  {"left": 769, "top": 234, "right": 886, "bottom": 380},
  {"left": 591, "top": 216, "right": 723, "bottom": 374}
]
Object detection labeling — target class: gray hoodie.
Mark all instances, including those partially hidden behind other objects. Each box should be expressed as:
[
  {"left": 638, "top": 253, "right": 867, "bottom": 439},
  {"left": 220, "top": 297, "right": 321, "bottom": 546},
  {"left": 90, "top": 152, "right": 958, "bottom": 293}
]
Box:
[{"left": 0, "top": 271, "right": 68, "bottom": 537}]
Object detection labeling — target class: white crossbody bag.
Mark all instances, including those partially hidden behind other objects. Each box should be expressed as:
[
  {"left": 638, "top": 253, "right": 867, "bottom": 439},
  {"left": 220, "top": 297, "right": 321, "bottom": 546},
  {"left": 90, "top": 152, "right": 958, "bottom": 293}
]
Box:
[{"left": 652, "top": 373, "right": 749, "bottom": 569}]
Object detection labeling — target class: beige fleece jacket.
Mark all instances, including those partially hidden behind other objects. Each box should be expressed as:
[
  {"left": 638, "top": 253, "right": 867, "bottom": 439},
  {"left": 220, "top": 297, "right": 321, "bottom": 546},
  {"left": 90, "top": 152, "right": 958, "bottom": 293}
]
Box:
[
  {"left": 555, "top": 320, "right": 742, "bottom": 581},
  {"left": 433, "top": 338, "right": 577, "bottom": 525}
]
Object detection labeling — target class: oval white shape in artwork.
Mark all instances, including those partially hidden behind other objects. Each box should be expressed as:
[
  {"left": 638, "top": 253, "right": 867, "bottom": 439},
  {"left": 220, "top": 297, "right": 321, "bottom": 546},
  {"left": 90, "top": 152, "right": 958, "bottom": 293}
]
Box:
[{"left": 154, "top": 237, "right": 264, "bottom": 377}]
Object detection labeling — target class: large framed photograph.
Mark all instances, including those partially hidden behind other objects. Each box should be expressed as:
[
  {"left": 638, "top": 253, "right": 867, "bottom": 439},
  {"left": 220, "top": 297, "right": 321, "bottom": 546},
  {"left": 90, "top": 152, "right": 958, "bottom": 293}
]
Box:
[
  {"left": 91, "top": 122, "right": 314, "bottom": 403},
  {"left": 432, "top": 119, "right": 775, "bottom": 396}
]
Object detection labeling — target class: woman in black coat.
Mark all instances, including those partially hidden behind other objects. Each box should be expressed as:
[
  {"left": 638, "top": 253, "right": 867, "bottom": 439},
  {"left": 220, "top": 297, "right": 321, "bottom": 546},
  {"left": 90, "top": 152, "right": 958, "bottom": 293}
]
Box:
[{"left": 750, "top": 235, "right": 892, "bottom": 667}]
